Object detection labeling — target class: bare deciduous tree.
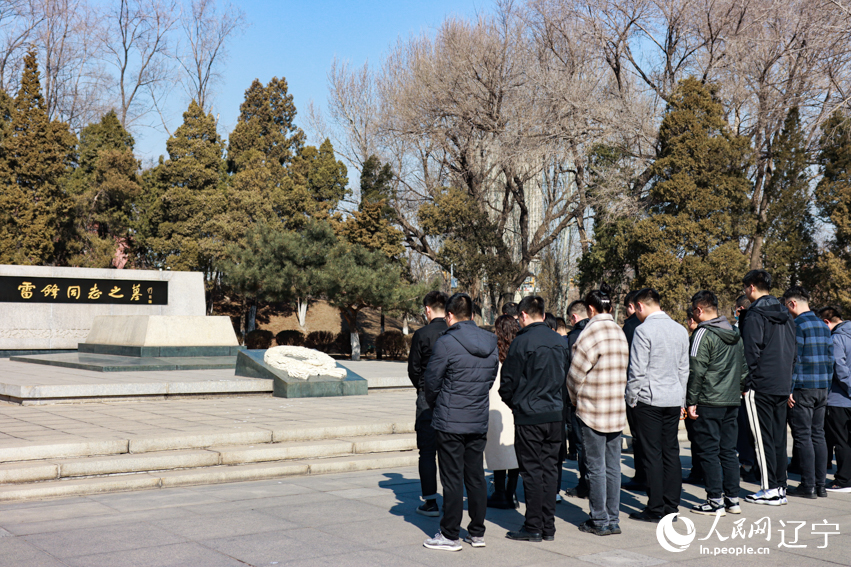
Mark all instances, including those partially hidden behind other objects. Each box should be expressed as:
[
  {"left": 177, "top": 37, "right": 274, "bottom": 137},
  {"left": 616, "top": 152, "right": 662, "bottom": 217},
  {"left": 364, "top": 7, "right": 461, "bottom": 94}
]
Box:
[
  {"left": 100, "top": 0, "right": 178, "bottom": 129},
  {"left": 0, "top": 0, "right": 42, "bottom": 93},
  {"left": 176, "top": 0, "right": 246, "bottom": 112}
]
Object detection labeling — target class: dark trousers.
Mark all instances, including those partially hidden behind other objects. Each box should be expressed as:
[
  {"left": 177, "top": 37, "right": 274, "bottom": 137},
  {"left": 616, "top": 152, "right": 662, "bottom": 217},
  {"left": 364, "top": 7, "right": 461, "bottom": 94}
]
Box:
[
  {"left": 789, "top": 388, "right": 828, "bottom": 489},
  {"left": 634, "top": 403, "right": 681, "bottom": 515},
  {"left": 625, "top": 404, "right": 646, "bottom": 483},
  {"left": 693, "top": 406, "right": 740, "bottom": 500},
  {"left": 436, "top": 430, "right": 487, "bottom": 540},
  {"left": 744, "top": 390, "right": 788, "bottom": 491},
  {"left": 416, "top": 407, "right": 439, "bottom": 499},
  {"left": 579, "top": 419, "right": 622, "bottom": 526},
  {"left": 684, "top": 417, "right": 704, "bottom": 479},
  {"left": 826, "top": 406, "right": 851, "bottom": 486},
  {"left": 569, "top": 407, "right": 588, "bottom": 490},
  {"left": 515, "top": 422, "right": 561, "bottom": 535},
  {"left": 737, "top": 399, "right": 756, "bottom": 468}
]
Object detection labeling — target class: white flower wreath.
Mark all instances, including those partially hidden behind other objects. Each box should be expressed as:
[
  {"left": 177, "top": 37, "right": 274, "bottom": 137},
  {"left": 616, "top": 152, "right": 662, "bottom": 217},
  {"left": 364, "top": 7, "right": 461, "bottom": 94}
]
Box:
[{"left": 264, "top": 345, "right": 347, "bottom": 380}]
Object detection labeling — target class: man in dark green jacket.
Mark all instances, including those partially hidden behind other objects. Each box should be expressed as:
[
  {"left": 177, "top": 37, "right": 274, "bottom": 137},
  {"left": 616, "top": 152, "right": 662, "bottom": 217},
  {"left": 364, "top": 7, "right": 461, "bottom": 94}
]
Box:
[{"left": 686, "top": 291, "right": 749, "bottom": 516}]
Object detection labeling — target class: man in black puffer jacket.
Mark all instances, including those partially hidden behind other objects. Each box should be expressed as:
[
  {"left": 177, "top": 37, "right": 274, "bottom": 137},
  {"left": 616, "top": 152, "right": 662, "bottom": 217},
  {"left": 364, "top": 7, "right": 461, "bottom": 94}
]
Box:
[
  {"left": 423, "top": 293, "right": 499, "bottom": 551},
  {"left": 500, "top": 295, "right": 570, "bottom": 542}
]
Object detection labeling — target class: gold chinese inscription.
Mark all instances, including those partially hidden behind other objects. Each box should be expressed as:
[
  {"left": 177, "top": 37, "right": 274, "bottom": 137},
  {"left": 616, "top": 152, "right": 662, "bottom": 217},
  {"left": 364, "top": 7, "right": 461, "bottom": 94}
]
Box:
[
  {"left": 67, "top": 286, "right": 81, "bottom": 299},
  {"left": 17, "top": 281, "right": 35, "bottom": 299},
  {"left": 41, "top": 284, "right": 60, "bottom": 299},
  {"left": 108, "top": 286, "right": 124, "bottom": 299},
  {"left": 87, "top": 284, "right": 102, "bottom": 300}
]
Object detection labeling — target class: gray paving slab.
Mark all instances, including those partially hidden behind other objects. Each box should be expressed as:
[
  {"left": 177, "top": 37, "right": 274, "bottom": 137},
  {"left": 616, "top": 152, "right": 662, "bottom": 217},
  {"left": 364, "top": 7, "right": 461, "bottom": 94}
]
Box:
[{"left": 0, "top": 464, "right": 848, "bottom": 566}]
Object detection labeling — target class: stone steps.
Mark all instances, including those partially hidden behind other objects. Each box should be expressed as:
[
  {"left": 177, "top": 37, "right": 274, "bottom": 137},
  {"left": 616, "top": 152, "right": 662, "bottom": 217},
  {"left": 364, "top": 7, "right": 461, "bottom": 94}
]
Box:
[{"left": 0, "top": 421, "right": 417, "bottom": 501}]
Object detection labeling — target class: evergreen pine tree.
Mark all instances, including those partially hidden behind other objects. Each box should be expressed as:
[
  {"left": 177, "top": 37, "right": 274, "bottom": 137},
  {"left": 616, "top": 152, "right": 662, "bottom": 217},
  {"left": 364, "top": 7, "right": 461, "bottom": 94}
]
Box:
[
  {"left": 67, "top": 111, "right": 141, "bottom": 268},
  {"left": 145, "top": 100, "right": 226, "bottom": 277},
  {"left": 285, "top": 139, "right": 348, "bottom": 227},
  {"left": 628, "top": 77, "right": 752, "bottom": 317},
  {"left": 338, "top": 155, "right": 403, "bottom": 258},
  {"left": 761, "top": 107, "right": 818, "bottom": 291},
  {"left": 814, "top": 110, "right": 851, "bottom": 308},
  {"left": 0, "top": 49, "right": 76, "bottom": 265}
]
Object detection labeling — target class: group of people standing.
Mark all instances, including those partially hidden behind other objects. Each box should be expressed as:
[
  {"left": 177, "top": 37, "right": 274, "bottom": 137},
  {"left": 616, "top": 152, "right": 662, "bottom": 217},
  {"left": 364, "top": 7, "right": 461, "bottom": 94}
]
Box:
[{"left": 406, "top": 268, "right": 851, "bottom": 552}]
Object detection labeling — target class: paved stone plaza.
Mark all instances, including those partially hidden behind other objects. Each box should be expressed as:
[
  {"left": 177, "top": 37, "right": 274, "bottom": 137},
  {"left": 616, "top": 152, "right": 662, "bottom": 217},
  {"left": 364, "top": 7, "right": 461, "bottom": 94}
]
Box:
[
  {"left": 0, "top": 463, "right": 849, "bottom": 567},
  {"left": 0, "top": 388, "right": 847, "bottom": 566}
]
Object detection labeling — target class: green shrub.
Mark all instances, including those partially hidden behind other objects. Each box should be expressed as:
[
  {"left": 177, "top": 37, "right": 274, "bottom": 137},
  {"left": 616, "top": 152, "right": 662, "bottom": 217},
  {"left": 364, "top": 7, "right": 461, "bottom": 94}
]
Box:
[
  {"left": 305, "top": 331, "right": 336, "bottom": 353},
  {"left": 375, "top": 330, "right": 408, "bottom": 359},
  {"left": 275, "top": 330, "right": 305, "bottom": 346},
  {"left": 245, "top": 329, "right": 274, "bottom": 349}
]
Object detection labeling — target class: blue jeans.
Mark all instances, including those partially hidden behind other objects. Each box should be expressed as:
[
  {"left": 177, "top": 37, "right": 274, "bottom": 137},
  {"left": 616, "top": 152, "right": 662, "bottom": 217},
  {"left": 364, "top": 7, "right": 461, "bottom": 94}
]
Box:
[{"left": 579, "top": 419, "right": 621, "bottom": 526}]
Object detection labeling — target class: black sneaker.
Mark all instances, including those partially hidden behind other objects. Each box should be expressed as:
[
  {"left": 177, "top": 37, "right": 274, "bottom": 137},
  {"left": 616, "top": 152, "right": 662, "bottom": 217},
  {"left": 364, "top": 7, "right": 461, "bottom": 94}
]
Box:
[
  {"left": 826, "top": 481, "right": 851, "bottom": 493},
  {"left": 416, "top": 500, "right": 440, "bottom": 517},
  {"left": 691, "top": 500, "right": 726, "bottom": 516},
  {"left": 607, "top": 523, "right": 622, "bottom": 535},
  {"left": 817, "top": 486, "right": 828, "bottom": 498},
  {"left": 629, "top": 509, "right": 665, "bottom": 523},
  {"left": 578, "top": 519, "right": 612, "bottom": 536}
]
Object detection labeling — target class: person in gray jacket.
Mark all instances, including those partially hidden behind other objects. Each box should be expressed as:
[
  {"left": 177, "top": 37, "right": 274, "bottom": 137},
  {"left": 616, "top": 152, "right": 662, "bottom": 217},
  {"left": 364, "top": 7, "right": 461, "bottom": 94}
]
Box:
[
  {"left": 626, "top": 288, "right": 690, "bottom": 522},
  {"left": 423, "top": 293, "right": 499, "bottom": 551}
]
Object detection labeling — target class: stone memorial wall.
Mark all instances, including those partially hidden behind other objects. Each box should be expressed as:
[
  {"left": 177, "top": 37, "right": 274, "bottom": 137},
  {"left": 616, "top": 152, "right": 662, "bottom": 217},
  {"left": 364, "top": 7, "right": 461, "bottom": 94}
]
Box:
[{"left": 0, "top": 265, "right": 205, "bottom": 352}]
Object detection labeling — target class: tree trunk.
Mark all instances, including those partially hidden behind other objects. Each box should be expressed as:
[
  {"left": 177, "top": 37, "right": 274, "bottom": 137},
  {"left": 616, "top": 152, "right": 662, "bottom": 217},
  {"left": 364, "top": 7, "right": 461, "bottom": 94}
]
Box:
[
  {"left": 402, "top": 314, "right": 409, "bottom": 335},
  {"left": 376, "top": 310, "right": 385, "bottom": 360},
  {"left": 296, "top": 297, "right": 308, "bottom": 329},
  {"left": 246, "top": 301, "right": 257, "bottom": 334},
  {"left": 350, "top": 332, "right": 361, "bottom": 361}
]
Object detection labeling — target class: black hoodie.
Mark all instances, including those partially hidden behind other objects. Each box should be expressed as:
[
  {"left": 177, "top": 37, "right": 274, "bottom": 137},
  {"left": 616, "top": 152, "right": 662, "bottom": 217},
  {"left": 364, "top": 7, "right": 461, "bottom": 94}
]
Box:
[
  {"left": 424, "top": 320, "right": 499, "bottom": 434},
  {"left": 740, "top": 295, "right": 796, "bottom": 396}
]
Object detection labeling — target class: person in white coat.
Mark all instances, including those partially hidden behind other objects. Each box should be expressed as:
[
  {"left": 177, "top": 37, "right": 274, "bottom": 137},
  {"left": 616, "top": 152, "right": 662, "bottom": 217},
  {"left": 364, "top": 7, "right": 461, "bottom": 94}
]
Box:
[{"left": 485, "top": 314, "right": 521, "bottom": 508}]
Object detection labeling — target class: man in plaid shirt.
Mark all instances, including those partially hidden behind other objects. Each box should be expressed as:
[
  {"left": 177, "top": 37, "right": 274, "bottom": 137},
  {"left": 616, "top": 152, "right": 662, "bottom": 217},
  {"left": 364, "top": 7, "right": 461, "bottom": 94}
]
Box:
[{"left": 783, "top": 286, "right": 833, "bottom": 498}]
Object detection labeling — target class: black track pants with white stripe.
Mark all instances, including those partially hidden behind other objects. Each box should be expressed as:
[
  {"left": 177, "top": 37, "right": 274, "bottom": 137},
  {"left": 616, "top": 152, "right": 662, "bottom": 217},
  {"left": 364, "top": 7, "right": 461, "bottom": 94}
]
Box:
[{"left": 743, "top": 390, "right": 788, "bottom": 491}]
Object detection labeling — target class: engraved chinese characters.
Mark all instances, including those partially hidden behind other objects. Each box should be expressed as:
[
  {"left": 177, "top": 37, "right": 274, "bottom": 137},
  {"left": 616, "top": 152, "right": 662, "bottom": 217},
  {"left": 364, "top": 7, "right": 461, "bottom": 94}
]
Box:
[{"left": 1, "top": 276, "right": 167, "bottom": 304}]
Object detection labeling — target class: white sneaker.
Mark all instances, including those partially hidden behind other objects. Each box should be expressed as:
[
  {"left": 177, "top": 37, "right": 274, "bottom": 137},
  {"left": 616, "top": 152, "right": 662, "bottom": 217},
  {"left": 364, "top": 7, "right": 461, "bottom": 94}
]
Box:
[
  {"left": 745, "top": 488, "right": 781, "bottom": 506},
  {"left": 556, "top": 493, "right": 563, "bottom": 503},
  {"left": 826, "top": 483, "right": 851, "bottom": 493},
  {"left": 424, "top": 532, "right": 462, "bottom": 551},
  {"left": 779, "top": 487, "right": 787, "bottom": 505},
  {"left": 464, "top": 535, "right": 486, "bottom": 548}
]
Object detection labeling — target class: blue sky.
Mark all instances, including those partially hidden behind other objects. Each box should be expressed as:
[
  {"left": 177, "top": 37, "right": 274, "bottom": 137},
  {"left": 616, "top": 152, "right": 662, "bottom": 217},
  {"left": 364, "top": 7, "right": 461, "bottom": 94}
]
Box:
[{"left": 136, "top": 0, "right": 487, "bottom": 163}]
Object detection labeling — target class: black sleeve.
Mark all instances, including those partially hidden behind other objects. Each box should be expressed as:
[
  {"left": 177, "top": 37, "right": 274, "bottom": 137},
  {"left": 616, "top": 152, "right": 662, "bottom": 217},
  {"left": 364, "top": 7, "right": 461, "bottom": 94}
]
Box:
[
  {"left": 741, "top": 312, "right": 764, "bottom": 382},
  {"left": 499, "top": 344, "right": 522, "bottom": 409},
  {"left": 407, "top": 330, "right": 424, "bottom": 389}
]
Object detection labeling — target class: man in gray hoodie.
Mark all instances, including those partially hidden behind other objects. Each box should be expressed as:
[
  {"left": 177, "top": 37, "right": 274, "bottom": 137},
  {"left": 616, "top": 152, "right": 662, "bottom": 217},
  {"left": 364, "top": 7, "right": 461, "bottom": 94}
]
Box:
[
  {"left": 626, "top": 288, "right": 690, "bottom": 522},
  {"left": 819, "top": 306, "right": 851, "bottom": 492}
]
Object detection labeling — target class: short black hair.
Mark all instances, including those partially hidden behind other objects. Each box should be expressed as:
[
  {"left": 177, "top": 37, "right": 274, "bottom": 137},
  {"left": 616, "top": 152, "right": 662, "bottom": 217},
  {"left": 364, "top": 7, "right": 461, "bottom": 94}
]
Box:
[
  {"left": 556, "top": 317, "right": 568, "bottom": 332},
  {"left": 691, "top": 290, "right": 718, "bottom": 312},
  {"left": 818, "top": 305, "right": 843, "bottom": 322},
  {"left": 566, "top": 300, "right": 586, "bottom": 317},
  {"left": 502, "top": 302, "right": 519, "bottom": 317},
  {"left": 423, "top": 291, "right": 448, "bottom": 311},
  {"left": 735, "top": 295, "right": 751, "bottom": 310},
  {"left": 743, "top": 269, "right": 772, "bottom": 292},
  {"left": 544, "top": 312, "right": 558, "bottom": 331},
  {"left": 518, "top": 295, "right": 545, "bottom": 318},
  {"left": 633, "top": 288, "right": 661, "bottom": 306},
  {"left": 782, "top": 285, "right": 809, "bottom": 304},
  {"left": 624, "top": 290, "right": 637, "bottom": 307},
  {"left": 446, "top": 293, "right": 472, "bottom": 320},
  {"left": 686, "top": 306, "right": 695, "bottom": 322}
]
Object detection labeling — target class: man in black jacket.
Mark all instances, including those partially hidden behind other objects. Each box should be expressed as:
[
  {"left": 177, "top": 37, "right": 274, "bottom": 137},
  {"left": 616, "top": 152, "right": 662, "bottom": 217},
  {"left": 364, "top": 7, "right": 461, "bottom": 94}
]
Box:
[
  {"left": 740, "top": 270, "right": 796, "bottom": 506},
  {"left": 500, "top": 295, "right": 570, "bottom": 542},
  {"left": 423, "top": 293, "right": 498, "bottom": 551},
  {"left": 564, "top": 300, "right": 589, "bottom": 498},
  {"left": 408, "top": 291, "right": 448, "bottom": 517},
  {"left": 621, "top": 291, "right": 647, "bottom": 492}
]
